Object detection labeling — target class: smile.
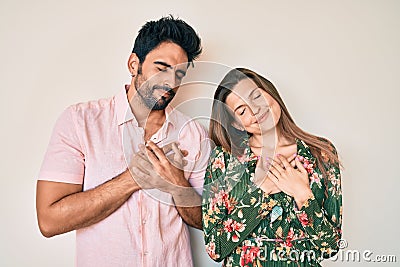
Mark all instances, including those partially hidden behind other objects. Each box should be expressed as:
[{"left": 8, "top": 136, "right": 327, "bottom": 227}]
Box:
[{"left": 256, "top": 110, "right": 269, "bottom": 123}]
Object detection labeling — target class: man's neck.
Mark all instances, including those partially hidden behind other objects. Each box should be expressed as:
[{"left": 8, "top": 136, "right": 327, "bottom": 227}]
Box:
[{"left": 127, "top": 84, "right": 167, "bottom": 139}]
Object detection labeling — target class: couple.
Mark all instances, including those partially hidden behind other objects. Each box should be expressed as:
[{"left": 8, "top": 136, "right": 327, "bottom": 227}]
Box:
[{"left": 36, "top": 16, "right": 342, "bottom": 267}]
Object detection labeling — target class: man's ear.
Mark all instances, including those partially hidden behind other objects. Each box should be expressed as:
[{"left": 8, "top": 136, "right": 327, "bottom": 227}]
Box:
[{"left": 127, "top": 53, "right": 140, "bottom": 77}]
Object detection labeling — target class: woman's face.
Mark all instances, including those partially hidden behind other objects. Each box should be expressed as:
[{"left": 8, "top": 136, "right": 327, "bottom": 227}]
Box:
[{"left": 225, "top": 78, "right": 281, "bottom": 135}]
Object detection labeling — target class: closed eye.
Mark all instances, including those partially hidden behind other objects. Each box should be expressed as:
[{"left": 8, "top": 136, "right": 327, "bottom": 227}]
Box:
[
  {"left": 238, "top": 107, "right": 246, "bottom": 116},
  {"left": 254, "top": 93, "right": 261, "bottom": 99}
]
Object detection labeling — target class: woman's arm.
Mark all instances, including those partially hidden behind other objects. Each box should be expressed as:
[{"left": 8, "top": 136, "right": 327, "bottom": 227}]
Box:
[
  {"left": 295, "top": 145, "right": 343, "bottom": 260},
  {"left": 202, "top": 147, "right": 277, "bottom": 262}
]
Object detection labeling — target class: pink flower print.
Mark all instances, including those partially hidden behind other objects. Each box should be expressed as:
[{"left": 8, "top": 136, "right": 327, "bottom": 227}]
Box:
[
  {"left": 298, "top": 212, "right": 310, "bottom": 226},
  {"left": 232, "top": 220, "right": 245, "bottom": 232},
  {"left": 223, "top": 218, "right": 234, "bottom": 232},
  {"left": 240, "top": 246, "right": 260, "bottom": 266},
  {"left": 206, "top": 241, "right": 219, "bottom": 260},
  {"left": 213, "top": 157, "right": 225, "bottom": 171},
  {"left": 285, "top": 228, "right": 295, "bottom": 248},
  {"left": 310, "top": 172, "right": 320, "bottom": 185}
]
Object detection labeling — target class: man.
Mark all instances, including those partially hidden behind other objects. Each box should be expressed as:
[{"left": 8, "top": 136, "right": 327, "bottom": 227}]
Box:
[{"left": 36, "top": 16, "right": 210, "bottom": 266}]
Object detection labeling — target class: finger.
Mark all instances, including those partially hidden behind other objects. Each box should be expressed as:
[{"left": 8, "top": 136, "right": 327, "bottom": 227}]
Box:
[
  {"left": 135, "top": 148, "right": 151, "bottom": 162},
  {"left": 267, "top": 171, "right": 280, "bottom": 184},
  {"left": 295, "top": 157, "right": 307, "bottom": 174},
  {"left": 181, "top": 149, "right": 189, "bottom": 157},
  {"left": 182, "top": 159, "right": 188, "bottom": 167},
  {"left": 130, "top": 166, "right": 151, "bottom": 182},
  {"left": 277, "top": 154, "right": 291, "bottom": 170},
  {"left": 268, "top": 165, "right": 282, "bottom": 181},
  {"left": 131, "top": 154, "right": 152, "bottom": 174},
  {"left": 162, "top": 142, "right": 188, "bottom": 158},
  {"left": 144, "top": 146, "right": 164, "bottom": 171},
  {"left": 287, "top": 153, "right": 297, "bottom": 167},
  {"left": 161, "top": 142, "right": 174, "bottom": 156},
  {"left": 171, "top": 143, "right": 184, "bottom": 163},
  {"left": 269, "top": 157, "right": 285, "bottom": 174},
  {"left": 146, "top": 141, "right": 169, "bottom": 164}
]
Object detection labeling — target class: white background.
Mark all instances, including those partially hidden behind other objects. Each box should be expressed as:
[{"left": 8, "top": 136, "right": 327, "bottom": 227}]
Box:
[{"left": 1, "top": 0, "right": 399, "bottom": 266}]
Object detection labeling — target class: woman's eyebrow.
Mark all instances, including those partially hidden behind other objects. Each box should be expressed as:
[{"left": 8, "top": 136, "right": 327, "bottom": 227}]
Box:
[
  {"left": 248, "top": 87, "right": 259, "bottom": 98},
  {"left": 234, "top": 104, "right": 245, "bottom": 112}
]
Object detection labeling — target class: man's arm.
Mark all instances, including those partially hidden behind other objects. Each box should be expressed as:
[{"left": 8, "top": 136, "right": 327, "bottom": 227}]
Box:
[
  {"left": 36, "top": 170, "right": 140, "bottom": 237},
  {"left": 170, "top": 179, "right": 202, "bottom": 229}
]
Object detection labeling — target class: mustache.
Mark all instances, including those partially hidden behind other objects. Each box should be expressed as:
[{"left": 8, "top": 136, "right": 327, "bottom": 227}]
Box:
[{"left": 152, "top": 85, "right": 175, "bottom": 96}]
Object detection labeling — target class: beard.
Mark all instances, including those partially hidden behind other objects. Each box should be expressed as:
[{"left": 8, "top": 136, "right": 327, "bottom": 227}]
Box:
[{"left": 134, "top": 69, "right": 176, "bottom": 110}]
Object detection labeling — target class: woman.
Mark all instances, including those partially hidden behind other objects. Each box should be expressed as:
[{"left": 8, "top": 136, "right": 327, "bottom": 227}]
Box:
[{"left": 202, "top": 68, "right": 342, "bottom": 266}]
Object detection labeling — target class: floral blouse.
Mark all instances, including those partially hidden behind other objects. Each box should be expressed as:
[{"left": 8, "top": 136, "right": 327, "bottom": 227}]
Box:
[{"left": 202, "top": 139, "right": 342, "bottom": 267}]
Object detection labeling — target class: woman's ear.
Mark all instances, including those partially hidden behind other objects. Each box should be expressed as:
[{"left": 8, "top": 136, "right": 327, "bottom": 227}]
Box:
[
  {"left": 231, "top": 120, "right": 245, "bottom": 131},
  {"left": 127, "top": 53, "right": 140, "bottom": 77}
]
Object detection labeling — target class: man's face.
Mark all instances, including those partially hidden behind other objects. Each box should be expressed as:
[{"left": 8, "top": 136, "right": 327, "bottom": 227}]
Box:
[{"left": 134, "top": 42, "right": 189, "bottom": 110}]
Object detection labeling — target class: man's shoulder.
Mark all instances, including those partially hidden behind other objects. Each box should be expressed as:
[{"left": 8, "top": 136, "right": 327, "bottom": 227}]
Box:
[
  {"left": 65, "top": 94, "right": 116, "bottom": 121},
  {"left": 69, "top": 95, "right": 114, "bottom": 112}
]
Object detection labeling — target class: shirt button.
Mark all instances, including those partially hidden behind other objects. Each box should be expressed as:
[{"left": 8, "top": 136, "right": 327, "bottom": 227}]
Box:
[
  {"left": 142, "top": 219, "right": 146, "bottom": 224},
  {"left": 144, "top": 252, "right": 149, "bottom": 256}
]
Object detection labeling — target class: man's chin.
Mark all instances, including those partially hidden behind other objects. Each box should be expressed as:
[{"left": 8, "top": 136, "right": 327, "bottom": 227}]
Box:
[{"left": 150, "top": 100, "right": 172, "bottom": 110}]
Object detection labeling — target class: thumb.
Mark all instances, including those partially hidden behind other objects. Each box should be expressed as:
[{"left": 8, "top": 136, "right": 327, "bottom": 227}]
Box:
[{"left": 172, "top": 142, "right": 184, "bottom": 165}]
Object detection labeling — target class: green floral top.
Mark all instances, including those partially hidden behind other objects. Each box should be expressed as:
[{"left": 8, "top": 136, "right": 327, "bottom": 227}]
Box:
[{"left": 202, "top": 139, "right": 342, "bottom": 267}]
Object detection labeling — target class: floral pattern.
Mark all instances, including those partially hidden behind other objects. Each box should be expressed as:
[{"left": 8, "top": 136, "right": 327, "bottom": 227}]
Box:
[{"left": 202, "top": 139, "right": 342, "bottom": 266}]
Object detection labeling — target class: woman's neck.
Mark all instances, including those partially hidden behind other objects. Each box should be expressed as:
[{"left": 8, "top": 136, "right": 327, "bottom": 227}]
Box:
[{"left": 249, "top": 128, "right": 295, "bottom": 157}]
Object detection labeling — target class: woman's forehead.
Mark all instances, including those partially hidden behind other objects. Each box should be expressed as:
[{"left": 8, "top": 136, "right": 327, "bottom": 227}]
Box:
[{"left": 231, "top": 78, "right": 258, "bottom": 95}]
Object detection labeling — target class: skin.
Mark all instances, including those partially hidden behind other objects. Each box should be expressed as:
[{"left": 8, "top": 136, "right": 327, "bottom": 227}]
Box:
[
  {"left": 225, "top": 78, "right": 313, "bottom": 208},
  {"left": 36, "top": 41, "right": 202, "bottom": 238}
]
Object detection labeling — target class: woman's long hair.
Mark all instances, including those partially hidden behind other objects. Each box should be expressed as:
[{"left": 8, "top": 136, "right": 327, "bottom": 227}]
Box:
[{"left": 209, "top": 67, "right": 340, "bottom": 176}]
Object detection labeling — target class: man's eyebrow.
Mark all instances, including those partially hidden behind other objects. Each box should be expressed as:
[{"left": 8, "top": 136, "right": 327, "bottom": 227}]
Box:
[
  {"left": 154, "top": 61, "right": 187, "bottom": 76},
  {"left": 154, "top": 61, "right": 172, "bottom": 68}
]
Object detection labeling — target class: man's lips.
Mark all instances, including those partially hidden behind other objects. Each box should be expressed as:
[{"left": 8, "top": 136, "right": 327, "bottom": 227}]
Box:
[{"left": 154, "top": 87, "right": 173, "bottom": 98}]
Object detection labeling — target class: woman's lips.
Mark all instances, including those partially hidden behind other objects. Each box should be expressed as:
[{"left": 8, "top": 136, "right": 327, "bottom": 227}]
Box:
[{"left": 257, "top": 111, "right": 269, "bottom": 123}]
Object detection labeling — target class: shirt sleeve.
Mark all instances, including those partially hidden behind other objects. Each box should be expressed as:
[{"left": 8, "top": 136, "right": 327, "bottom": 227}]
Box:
[
  {"left": 38, "top": 106, "right": 85, "bottom": 184},
  {"left": 202, "top": 147, "right": 277, "bottom": 262},
  {"left": 295, "top": 143, "right": 342, "bottom": 260}
]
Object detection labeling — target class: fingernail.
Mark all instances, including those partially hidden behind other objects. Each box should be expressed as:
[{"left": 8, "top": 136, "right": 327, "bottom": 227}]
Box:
[
  {"left": 293, "top": 153, "right": 297, "bottom": 157},
  {"left": 265, "top": 157, "right": 270, "bottom": 162}
]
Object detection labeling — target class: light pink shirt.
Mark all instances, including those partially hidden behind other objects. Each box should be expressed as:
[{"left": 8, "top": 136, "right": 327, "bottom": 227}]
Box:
[{"left": 39, "top": 87, "right": 211, "bottom": 267}]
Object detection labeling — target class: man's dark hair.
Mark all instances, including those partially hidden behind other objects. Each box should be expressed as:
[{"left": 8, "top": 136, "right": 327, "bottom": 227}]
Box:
[{"left": 132, "top": 15, "right": 202, "bottom": 64}]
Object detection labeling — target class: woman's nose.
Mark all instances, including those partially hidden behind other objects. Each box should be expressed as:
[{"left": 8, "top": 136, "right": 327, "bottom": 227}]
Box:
[{"left": 249, "top": 104, "right": 260, "bottom": 116}]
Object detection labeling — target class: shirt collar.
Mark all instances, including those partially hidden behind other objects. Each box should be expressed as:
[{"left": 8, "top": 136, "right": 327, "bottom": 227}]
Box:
[
  {"left": 115, "top": 84, "right": 177, "bottom": 130},
  {"left": 115, "top": 85, "right": 135, "bottom": 126}
]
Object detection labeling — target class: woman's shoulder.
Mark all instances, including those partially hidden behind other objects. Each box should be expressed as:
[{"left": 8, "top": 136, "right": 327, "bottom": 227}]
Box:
[
  {"left": 211, "top": 145, "right": 229, "bottom": 157},
  {"left": 298, "top": 137, "right": 337, "bottom": 153}
]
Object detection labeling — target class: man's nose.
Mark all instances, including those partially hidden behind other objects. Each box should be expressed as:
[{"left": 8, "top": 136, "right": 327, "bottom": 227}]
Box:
[{"left": 162, "top": 71, "right": 177, "bottom": 89}]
